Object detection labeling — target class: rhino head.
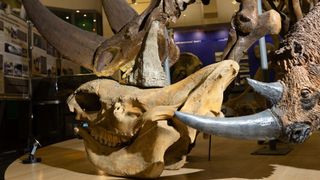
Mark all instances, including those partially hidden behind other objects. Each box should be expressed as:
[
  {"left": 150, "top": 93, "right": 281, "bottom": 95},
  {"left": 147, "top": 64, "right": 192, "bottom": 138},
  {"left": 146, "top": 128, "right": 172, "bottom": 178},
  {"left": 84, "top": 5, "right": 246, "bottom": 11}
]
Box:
[{"left": 176, "top": 3, "right": 320, "bottom": 144}]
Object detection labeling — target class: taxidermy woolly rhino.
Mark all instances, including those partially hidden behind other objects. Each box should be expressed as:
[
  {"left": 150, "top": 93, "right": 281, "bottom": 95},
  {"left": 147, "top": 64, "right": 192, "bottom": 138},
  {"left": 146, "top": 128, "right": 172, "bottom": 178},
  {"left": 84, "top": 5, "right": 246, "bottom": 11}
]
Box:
[{"left": 176, "top": 1, "right": 320, "bottom": 144}]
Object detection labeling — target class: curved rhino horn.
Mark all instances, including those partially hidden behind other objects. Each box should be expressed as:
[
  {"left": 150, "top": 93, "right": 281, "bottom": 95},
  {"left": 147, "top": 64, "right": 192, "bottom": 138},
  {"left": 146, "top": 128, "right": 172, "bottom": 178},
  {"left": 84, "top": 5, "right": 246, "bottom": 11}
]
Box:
[
  {"left": 102, "top": 0, "right": 138, "bottom": 33},
  {"left": 22, "top": 0, "right": 106, "bottom": 70},
  {"left": 175, "top": 109, "right": 282, "bottom": 140},
  {"left": 247, "top": 78, "right": 283, "bottom": 104}
]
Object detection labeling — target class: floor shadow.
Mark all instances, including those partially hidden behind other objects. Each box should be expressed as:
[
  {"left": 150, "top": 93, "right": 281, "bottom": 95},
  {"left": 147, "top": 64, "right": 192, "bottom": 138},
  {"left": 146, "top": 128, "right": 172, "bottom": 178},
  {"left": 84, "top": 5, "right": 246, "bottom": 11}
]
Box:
[{"left": 158, "top": 132, "right": 320, "bottom": 180}]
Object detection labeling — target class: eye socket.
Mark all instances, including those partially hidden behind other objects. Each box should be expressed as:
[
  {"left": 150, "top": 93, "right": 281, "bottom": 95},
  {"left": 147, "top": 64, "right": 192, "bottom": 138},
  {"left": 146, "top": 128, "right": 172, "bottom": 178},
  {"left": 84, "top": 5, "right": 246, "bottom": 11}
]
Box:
[
  {"left": 75, "top": 92, "right": 101, "bottom": 112},
  {"left": 301, "top": 88, "right": 312, "bottom": 99}
]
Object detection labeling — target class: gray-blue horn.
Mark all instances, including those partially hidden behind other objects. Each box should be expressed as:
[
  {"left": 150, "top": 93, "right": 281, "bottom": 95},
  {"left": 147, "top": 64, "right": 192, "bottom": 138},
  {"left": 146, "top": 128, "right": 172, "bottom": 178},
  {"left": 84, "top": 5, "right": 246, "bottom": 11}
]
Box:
[
  {"left": 175, "top": 109, "right": 282, "bottom": 140},
  {"left": 247, "top": 78, "right": 283, "bottom": 104}
]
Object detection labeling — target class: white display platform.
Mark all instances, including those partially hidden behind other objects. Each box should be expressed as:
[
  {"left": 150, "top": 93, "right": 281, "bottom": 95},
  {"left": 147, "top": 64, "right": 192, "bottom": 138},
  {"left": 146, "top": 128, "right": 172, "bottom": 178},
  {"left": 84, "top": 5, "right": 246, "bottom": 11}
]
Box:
[{"left": 5, "top": 132, "right": 320, "bottom": 180}]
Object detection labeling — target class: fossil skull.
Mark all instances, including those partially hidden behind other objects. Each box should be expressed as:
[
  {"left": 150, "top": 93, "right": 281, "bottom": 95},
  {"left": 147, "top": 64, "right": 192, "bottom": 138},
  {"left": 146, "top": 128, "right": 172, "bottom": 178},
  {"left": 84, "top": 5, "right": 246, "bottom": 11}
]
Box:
[{"left": 67, "top": 60, "right": 239, "bottom": 178}]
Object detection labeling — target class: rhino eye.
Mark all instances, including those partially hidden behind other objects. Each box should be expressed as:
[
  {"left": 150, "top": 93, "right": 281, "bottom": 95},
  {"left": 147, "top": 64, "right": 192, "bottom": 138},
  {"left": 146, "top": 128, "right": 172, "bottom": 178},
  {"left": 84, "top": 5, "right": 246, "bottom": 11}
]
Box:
[
  {"left": 300, "top": 89, "right": 317, "bottom": 110},
  {"left": 301, "top": 89, "right": 312, "bottom": 99}
]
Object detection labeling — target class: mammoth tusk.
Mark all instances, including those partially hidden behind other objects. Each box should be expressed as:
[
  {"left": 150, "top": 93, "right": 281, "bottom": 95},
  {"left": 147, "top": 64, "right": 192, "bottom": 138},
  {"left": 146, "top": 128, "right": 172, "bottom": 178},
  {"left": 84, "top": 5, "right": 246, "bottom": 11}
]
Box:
[
  {"left": 247, "top": 78, "right": 284, "bottom": 104},
  {"left": 175, "top": 109, "right": 282, "bottom": 140},
  {"left": 102, "top": 0, "right": 138, "bottom": 33},
  {"left": 22, "top": 0, "right": 106, "bottom": 70}
]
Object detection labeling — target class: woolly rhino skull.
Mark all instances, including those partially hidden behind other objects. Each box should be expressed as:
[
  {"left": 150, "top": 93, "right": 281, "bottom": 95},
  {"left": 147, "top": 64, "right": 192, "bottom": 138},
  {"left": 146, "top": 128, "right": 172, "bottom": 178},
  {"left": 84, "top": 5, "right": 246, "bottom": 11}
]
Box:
[{"left": 67, "top": 61, "right": 239, "bottom": 178}]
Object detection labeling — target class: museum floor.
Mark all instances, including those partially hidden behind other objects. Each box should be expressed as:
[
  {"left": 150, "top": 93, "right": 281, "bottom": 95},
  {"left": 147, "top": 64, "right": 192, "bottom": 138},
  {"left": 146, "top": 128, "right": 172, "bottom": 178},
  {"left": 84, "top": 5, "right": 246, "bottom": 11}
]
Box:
[{"left": 4, "top": 131, "right": 320, "bottom": 180}]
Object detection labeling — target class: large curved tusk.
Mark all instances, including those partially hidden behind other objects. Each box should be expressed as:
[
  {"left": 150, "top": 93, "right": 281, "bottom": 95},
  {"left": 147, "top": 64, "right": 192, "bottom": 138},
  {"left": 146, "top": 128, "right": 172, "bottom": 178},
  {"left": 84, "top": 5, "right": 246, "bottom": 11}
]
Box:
[
  {"left": 22, "top": 0, "right": 106, "bottom": 70},
  {"left": 247, "top": 78, "right": 283, "bottom": 104},
  {"left": 175, "top": 109, "right": 282, "bottom": 140},
  {"left": 102, "top": 0, "right": 138, "bottom": 33}
]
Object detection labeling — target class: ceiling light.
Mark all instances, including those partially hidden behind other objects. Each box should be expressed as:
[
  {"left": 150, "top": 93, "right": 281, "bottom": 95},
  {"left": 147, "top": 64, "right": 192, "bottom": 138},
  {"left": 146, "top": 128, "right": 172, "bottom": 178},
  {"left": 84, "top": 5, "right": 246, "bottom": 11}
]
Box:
[
  {"left": 83, "top": 14, "right": 87, "bottom": 17},
  {"left": 93, "top": 19, "right": 96, "bottom": 22},
  {"left": 76, "top": 10, "right": 80, "bottom": 13},
  {"left": 65, "top": 16, "right": 69, "bottom": 20}
]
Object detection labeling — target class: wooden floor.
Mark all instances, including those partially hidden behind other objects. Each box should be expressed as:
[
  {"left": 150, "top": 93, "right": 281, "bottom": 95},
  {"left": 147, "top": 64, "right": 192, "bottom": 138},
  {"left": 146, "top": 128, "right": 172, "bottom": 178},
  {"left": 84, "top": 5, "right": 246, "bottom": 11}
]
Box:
[{"left": 5, "top": 131, "right": 320, "bottom": 180}]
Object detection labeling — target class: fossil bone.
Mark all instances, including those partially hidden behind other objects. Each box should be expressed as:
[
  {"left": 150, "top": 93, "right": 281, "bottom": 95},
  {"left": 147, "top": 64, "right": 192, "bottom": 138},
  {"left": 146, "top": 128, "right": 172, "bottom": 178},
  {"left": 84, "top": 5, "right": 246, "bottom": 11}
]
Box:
[
  {"left": 126, "top": 21, "right": 169, "bottom": 87},
  {"left": 101, "top": 0, "right": 138, "bottom": 33},
  {"left": 22, "top": 0, "right": 182, "bottom": 86},
  {"left": 222, "top": 0, "right": 281, "bottom": 62},
  {"left": 22, "top": 0, "right": 106, "bottom": 70},
  {"left": 67, "top": 60, "right": 239, "bottom": 178}
]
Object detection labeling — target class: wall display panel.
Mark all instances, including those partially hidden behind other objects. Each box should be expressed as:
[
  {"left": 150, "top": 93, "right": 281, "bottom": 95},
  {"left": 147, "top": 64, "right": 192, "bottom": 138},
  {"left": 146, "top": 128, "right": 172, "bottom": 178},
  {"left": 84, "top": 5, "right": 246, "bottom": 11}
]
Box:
[
  {"left": 0, "top": 54, "right": 3, "bottom": 94},
  {"left": 0, "top": 11, "right": 29, "bottom": 98},
  {"left": 174, "top": 27, "right": 229, "bottom": 66},
  {"left": 0, "top": 10, "right": 58, "bottom": 98},
  {"left": 32, "top": 53, "right": 47, "bottom": 76},
  {"left": 31, "top": 31, "right": 58, "bottom": 77},
  {"left": 61, "top": 58, "right": 81, "bottom": 75}
]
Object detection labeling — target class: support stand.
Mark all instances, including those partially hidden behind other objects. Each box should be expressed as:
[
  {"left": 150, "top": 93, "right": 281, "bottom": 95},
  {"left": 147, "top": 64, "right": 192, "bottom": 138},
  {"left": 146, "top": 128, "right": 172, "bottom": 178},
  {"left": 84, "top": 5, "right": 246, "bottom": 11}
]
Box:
[
  {"left": 22, "top": 139, "right": 42, "bottom": 164},
  {"left": 208, "top": 135, "right": 212, "bottom": 161},
  {"left": 251, "top": 140, "right": 292, "bottom": 155},
  {"left": 22, "top": 21, "right": 43, "bottom": 163}
]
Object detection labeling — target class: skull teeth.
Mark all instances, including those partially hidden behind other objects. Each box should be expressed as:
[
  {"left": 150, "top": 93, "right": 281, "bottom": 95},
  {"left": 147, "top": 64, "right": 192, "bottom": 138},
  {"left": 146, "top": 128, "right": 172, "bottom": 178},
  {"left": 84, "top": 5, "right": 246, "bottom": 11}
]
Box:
[{"left": 90, "top": 126, "right": 132, "bottom": 147}]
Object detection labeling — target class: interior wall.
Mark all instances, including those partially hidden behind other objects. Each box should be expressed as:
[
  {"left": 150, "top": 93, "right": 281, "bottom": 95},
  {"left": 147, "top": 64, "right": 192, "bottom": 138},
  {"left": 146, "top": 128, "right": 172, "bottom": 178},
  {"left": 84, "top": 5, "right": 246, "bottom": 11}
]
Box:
[{"left": 40, "top": 0, "right": 102, "bottom": 13}]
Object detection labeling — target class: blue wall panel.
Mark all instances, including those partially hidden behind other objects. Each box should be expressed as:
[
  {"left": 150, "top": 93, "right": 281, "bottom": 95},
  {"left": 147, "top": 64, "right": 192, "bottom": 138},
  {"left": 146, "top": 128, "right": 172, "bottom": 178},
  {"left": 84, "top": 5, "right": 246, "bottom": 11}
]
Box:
[
  {"left": 174, "top": 28, "right": 276, "bottom": 79},
  {"left": 174, "top": 28, "right": 229, "bottom": 66}
]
